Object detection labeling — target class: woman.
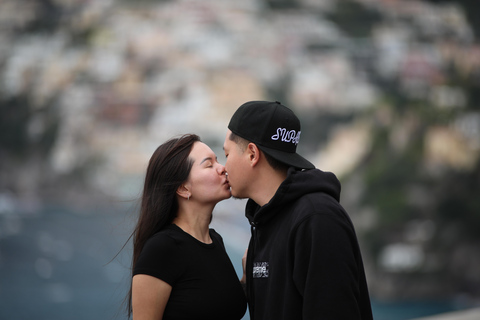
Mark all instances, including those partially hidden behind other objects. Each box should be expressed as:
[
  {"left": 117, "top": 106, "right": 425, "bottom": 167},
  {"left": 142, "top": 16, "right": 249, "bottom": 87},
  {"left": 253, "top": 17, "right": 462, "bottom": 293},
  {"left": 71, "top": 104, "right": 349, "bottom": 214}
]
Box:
[{"left": 128, "top": 134, "right": 247, "bottom": 319}]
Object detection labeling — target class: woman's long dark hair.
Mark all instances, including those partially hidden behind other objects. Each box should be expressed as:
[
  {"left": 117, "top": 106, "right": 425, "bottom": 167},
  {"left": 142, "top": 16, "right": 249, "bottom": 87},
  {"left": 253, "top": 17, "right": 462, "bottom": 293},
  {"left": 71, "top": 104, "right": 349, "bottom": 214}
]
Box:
[{"left": 127, "top": 133, "right": 200, "bottom": 317}]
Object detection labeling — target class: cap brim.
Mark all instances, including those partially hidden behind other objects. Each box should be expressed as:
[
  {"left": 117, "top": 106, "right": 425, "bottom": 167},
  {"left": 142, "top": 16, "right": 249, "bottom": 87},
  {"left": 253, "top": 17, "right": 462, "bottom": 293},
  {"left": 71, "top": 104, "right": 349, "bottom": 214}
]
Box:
[{"left": 258, "top": 145, "right": 315, "bottom": 170}]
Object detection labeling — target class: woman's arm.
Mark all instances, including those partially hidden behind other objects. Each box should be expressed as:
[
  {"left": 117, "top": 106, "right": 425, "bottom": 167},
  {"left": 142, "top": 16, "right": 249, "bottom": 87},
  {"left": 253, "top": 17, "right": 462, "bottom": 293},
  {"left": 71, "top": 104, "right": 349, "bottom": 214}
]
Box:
[
  {"left": 132, "top": 274, "right": 172, "bottom": 320},
  {"left": 241, "top": 248, "right": 247, "bottom": 283},
  {"left": 240, "top": 248, "right": 248, "bottom": 294}
]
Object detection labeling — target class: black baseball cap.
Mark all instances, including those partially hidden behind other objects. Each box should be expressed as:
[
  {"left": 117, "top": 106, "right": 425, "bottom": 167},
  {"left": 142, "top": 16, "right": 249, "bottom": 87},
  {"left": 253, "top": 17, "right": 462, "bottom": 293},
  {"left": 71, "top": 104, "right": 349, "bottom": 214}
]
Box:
[{"left": 228, "top": 100, "right": 315, "bottom": 170}]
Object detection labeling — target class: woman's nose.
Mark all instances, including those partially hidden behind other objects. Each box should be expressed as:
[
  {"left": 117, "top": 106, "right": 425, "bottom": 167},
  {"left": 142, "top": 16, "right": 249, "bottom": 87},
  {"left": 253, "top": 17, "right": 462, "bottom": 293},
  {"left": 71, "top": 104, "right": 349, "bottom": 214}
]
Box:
[{"left": 217, "top": 164, "right": 226, "bottom": 175}]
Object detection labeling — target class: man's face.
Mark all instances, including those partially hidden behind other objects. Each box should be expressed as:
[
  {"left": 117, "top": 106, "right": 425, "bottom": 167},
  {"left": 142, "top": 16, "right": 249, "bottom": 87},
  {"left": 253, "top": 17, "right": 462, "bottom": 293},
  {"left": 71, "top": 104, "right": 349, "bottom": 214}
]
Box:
[{"left": 223, "top": 130, "right": 249, "bottom": 199}]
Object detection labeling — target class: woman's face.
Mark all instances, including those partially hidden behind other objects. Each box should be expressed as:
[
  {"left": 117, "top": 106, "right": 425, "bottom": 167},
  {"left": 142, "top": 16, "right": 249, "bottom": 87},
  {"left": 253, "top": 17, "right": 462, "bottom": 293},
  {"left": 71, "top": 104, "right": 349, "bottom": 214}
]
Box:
[{"left": 185, "top": 141, "right": 231, "bottom": 204}]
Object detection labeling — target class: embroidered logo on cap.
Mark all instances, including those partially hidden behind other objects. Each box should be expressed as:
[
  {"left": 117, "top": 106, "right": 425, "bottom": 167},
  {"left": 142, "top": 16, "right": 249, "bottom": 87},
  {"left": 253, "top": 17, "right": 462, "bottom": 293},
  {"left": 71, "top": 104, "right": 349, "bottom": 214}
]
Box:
[{"left": 271, "top": 128, "right": 301, "bottom": 145}]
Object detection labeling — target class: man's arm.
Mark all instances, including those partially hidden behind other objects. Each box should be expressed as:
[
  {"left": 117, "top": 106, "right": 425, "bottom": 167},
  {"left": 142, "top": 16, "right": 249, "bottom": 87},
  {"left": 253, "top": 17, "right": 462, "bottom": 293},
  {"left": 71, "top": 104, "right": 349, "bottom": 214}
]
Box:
[{"left": 292, "top": 213, "right": 364, "bottom": 319}]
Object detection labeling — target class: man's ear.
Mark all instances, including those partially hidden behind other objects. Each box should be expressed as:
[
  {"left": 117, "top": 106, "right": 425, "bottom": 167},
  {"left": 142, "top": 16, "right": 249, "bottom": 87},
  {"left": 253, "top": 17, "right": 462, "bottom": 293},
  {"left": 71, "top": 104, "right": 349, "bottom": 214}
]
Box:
[
  {"left": 176, "top": 184, "right": 191, "bottom": 200},
  {"left": 247, "top": 143, "right": 261, "bottom": 167}
]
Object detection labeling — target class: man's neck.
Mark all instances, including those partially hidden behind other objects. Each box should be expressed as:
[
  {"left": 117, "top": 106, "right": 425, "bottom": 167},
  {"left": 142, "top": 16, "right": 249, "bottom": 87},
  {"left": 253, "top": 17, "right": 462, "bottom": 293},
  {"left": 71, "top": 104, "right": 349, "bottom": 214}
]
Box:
[{"left": 251, "top": 167, "right": 287, "bottom": 207}]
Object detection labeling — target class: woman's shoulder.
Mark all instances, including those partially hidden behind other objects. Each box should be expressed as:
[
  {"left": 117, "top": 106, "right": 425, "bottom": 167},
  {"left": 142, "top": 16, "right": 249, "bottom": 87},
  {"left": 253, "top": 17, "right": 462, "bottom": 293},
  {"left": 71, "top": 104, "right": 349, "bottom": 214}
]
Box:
[
  {"left": 209, "top": 228, "right": 225, "bottom": 247},
  {"left": 164, "top": 223, "right": 192, "bottom": 238},
  {"left": 134, "top": 226, "right": 187, "bottom": 279},
  {"left": 209, "top": 228, "right": 221, "bottom": 238},
  {"left": 144, "top": 225, "right": 185, "bottom": 249},
  {"left": 147, "top": 225, "right": 226, "bottom": 249}
]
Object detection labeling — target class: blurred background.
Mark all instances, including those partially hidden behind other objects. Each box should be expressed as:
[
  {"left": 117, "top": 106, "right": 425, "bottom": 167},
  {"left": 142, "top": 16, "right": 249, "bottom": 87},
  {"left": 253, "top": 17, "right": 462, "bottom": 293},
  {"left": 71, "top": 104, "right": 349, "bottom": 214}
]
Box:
[{"left": 1, "top": 0, "right": 479, "bottom": 319}]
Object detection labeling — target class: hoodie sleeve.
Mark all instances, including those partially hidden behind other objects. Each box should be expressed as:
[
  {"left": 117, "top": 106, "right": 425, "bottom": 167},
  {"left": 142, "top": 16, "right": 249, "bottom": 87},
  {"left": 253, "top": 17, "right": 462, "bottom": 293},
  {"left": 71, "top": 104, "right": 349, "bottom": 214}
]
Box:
[{"left": 292, "top": 211, "right": 364, "bottom": 319}]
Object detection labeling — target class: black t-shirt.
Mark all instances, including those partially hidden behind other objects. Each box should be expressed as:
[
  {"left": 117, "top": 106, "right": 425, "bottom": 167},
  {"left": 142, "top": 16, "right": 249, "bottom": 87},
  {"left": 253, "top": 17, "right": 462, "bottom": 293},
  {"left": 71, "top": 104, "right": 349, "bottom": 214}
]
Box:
[{"left": 133, "top": 224, "right": 247, "bottom": 320}]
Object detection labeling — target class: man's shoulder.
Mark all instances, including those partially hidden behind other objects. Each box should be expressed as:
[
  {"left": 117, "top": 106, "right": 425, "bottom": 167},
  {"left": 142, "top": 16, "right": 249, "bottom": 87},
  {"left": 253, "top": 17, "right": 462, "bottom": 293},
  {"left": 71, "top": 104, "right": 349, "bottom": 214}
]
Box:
[
  {"left": 287, "top": 191, "right": 348, "bottom": 225},
  {"left": 294, "top": 190, "right": 341, "bottom": 212}
]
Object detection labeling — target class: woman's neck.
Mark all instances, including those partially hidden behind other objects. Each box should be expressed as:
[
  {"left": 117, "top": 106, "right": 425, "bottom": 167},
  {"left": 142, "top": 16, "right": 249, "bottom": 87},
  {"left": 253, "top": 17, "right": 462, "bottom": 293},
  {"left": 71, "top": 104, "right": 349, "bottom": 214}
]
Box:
[{"left": 173, "top": 205, "right": 213, "bottom": 244}]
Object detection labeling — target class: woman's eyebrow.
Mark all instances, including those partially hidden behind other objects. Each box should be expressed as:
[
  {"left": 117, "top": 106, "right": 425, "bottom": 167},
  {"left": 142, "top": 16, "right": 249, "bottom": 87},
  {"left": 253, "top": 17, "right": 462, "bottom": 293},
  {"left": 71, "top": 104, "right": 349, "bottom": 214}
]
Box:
[{"left": 200, "top": 156, "right": 216, "bottom": 164}]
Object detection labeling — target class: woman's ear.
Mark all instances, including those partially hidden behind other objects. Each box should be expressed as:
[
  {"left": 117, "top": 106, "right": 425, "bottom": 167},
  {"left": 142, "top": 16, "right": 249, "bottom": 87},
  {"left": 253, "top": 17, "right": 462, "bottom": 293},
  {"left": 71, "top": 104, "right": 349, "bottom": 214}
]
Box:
[{"left": 176, "top": 184, "right": 191, "bottom": 200}]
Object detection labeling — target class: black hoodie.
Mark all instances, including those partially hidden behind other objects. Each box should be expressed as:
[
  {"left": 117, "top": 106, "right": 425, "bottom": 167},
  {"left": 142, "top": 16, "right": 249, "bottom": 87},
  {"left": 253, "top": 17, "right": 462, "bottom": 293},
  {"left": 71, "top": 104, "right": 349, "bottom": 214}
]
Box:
[{"left": 245, "top": 168, "right": 373, "bottom": 320}]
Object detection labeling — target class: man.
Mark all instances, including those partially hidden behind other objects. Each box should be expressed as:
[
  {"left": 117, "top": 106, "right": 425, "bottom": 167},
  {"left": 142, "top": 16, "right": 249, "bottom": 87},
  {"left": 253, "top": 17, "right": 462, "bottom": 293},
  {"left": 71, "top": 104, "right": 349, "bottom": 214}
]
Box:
[{"left": 223, "top": 101, "right": 373, "bottom": 320}]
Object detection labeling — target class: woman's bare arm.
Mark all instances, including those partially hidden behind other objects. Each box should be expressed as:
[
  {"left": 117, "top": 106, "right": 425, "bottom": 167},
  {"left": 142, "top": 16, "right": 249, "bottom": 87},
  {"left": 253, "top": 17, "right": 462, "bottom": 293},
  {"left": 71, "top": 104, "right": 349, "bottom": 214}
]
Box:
[{"left": 132, "top": 274, "right": 172, "bottom": 320}]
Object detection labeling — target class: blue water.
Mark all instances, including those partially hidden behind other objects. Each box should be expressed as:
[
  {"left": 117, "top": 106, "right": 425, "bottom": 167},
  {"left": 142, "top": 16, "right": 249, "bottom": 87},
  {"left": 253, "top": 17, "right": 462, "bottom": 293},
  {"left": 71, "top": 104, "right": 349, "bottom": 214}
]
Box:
[
  {"left": 370, "top": 299, "right": 460, "bottom": 320},
  {"left": 0, "top": 205, "right": 467, "bottom": 319}
]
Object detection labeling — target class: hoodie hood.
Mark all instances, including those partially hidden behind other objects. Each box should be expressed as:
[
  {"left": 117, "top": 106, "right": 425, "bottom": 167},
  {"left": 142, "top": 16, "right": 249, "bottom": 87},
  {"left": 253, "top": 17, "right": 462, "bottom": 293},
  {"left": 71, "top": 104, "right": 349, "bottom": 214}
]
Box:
[{"left": 245, "top": 167, "right": 341, "bottom": 226}]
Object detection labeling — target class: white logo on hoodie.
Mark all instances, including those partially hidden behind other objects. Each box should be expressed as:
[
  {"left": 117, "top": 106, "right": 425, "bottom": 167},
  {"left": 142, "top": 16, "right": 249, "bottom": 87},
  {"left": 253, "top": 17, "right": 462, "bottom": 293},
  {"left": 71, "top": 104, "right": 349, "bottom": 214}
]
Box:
[{"left": 253, "top": 262, "right": 269, "bottom": 278}]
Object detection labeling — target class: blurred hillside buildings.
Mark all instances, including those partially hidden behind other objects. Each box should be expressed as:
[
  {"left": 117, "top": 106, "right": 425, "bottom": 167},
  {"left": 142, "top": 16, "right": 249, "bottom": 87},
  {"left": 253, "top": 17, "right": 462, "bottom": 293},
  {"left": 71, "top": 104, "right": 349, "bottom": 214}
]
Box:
[{"left": 1, "top": 0, "right": 478, "bottom": 197}]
